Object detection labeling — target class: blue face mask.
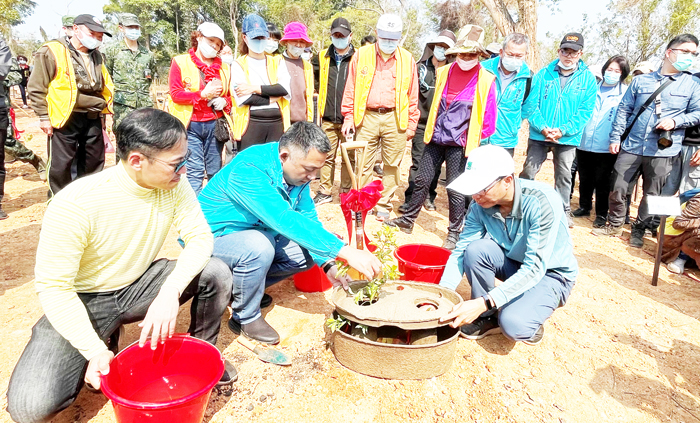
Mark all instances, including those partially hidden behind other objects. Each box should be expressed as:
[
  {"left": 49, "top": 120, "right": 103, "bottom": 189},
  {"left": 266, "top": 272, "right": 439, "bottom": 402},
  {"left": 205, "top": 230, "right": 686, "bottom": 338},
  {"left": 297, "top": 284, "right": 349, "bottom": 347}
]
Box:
[
  {"left": 433, "top": 46, "right": 446, "bottom": 62},
  {"left": 603, "top": 70, "right": 620, "bottom": 85},
  {"left": 124, "top": 28, "right": 141, "bottom": 41},
  {"left": 673, "top": 53, "right": 694, "bottom": 72},
  {"left": 332, "top": 35, "right": 350, "bottom": 50},
  {"left": 247, "top": 38, "right": 266, "bottom": 54},
  {"left": 378, "top": 39, "right": 399, "bottom": 55}
]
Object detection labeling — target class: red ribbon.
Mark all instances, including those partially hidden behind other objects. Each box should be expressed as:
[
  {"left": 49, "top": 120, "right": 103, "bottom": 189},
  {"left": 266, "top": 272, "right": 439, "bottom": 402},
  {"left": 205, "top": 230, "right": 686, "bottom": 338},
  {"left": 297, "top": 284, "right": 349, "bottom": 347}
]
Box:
[
  {"left": 339, "top": 180, "right": 383, "bottom": 252},
  {"left": 9, "top": 108, "right": 23, "bottom": 140}
]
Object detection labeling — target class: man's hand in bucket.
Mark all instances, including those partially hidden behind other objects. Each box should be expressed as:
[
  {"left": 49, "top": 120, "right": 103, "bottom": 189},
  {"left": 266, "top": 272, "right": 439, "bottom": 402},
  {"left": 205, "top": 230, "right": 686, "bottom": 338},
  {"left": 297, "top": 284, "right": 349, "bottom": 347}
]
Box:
[
  {"left": 338, "top": 246, "right": 382, "bottom": 281},
  {"left": 138, "top": 285, "right": 181, "bottom": 350},
  {"left": 84, "top": 350, "right": 114, "bottom": 390}
]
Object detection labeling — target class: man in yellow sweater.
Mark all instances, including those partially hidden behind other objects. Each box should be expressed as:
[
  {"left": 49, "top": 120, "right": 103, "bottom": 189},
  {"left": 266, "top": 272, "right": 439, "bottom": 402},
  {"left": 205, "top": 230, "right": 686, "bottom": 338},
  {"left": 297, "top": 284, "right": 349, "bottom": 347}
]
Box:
[{"left": 7, "top": 108, "right": 234, "bottom": 423}]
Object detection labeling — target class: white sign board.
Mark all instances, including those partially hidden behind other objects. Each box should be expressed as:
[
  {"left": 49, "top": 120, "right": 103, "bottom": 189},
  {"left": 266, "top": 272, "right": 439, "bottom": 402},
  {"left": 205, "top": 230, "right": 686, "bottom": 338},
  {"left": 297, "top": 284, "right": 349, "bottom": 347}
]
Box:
[{"left": 646, "top": 195, "right": 682, "bottom": 216}]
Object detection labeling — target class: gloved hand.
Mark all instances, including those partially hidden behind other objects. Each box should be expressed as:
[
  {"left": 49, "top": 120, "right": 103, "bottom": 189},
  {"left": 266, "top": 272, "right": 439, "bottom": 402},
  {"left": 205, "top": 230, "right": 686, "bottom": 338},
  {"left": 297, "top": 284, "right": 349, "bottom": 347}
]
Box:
[{"left": 208, "top": 97, "right": 227, "bottom": 111}]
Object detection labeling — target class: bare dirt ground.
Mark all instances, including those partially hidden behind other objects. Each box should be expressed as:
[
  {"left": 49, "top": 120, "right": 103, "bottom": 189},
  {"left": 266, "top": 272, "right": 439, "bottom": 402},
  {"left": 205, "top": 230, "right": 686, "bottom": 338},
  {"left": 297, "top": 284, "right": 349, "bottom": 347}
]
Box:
[{"left": 2, "top": 103, "right": 700, "bottom": 423}]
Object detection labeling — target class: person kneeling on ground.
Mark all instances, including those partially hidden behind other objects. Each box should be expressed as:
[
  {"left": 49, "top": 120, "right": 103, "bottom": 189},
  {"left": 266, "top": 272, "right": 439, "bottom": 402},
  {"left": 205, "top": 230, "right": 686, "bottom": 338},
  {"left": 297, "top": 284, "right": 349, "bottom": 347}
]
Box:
[
  {"left": 199, "top": 121, "right": 382, "bottom": 345},
  {"left": 438, "top": 145, "right": 578, "bottom": 345},
  {"left": 662, "top": 189, "right": 700, "bottom": 274},
  {"left": 7, "top": 108, "right": 235, "bottom": 423}
]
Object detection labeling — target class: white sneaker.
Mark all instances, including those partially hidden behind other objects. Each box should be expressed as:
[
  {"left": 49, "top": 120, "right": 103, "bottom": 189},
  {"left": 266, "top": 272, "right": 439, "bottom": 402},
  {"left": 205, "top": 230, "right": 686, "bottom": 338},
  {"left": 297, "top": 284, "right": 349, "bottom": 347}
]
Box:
[{"left": 667, "top": 257, "right": 687, "bottom": 274}]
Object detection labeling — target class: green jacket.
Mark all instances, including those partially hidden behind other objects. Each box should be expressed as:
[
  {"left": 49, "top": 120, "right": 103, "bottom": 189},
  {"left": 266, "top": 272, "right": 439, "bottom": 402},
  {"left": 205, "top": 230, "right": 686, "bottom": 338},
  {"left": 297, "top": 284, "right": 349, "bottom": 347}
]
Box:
[{"left": 104, "top": 39, "right": 157, "bottom": 108}]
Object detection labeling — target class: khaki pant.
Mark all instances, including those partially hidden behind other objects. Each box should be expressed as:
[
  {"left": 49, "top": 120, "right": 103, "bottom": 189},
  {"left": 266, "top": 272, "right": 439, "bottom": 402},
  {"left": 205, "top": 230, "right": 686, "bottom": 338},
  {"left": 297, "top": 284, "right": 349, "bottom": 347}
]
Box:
[
  {"left": 318, "top": 121, "right": 355, "bottom": 196},
  {"left": 356, "top": 110, "right": 407, "bottom": 213}
]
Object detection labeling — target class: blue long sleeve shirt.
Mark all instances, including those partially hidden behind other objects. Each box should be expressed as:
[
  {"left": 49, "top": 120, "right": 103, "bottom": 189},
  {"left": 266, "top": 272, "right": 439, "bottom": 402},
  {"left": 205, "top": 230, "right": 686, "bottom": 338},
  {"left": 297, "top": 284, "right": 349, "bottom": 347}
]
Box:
[
  {"left": 439, "top": 178, "right": 578, "bottom": 308},
  {"left": 198, "top": 142, "right": 344, "bottom": 265},
  {"left": 610, "top": 70, "right": 700, "bottom": 157}
]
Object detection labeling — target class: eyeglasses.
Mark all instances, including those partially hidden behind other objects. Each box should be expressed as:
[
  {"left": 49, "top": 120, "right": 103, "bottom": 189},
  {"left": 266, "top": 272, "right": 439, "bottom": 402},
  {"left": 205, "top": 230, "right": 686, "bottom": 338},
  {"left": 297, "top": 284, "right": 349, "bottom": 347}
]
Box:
[
  {"left": 149, "top": 150, "right": 191, "bottom": 173},
  {"left": 475, "top": 176, "right": 505, "bottom": 196},
  {"left": 558, "top": 48, "right": 580, "bottom": 57},
  {"left": 671, "top": 48, "right": 699, "bottom": 57}
]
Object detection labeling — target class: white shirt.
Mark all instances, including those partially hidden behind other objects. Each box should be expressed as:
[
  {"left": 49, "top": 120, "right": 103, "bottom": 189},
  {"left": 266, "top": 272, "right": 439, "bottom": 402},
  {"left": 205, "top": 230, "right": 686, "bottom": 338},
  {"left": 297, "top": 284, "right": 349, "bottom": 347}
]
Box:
[{"left": 230, "top": 56, "right": 292, "bottom": 111}]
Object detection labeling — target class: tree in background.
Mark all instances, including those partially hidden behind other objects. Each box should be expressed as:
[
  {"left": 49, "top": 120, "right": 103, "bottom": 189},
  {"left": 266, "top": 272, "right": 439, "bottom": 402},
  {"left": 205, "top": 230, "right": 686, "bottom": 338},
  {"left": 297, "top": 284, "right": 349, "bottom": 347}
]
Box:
[
  {"left": 595, "top": 0, "right": 699, "bottom": 64},
  {"left": 0, "top": 0, "right": 35, "bottom": 34}
]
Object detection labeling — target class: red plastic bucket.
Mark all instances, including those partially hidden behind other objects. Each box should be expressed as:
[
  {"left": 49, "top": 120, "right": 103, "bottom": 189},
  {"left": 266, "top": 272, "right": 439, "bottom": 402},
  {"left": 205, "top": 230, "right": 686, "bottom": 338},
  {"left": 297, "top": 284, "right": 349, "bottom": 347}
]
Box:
[
  {"left": 101, "top": 334, "right": 224, "bottom": 422},
  {"left": 294, "top": 264, "right": 332, "bottom": 292},
  {"left": 394, "top": 244, "right": 452, "bottom": 284}
]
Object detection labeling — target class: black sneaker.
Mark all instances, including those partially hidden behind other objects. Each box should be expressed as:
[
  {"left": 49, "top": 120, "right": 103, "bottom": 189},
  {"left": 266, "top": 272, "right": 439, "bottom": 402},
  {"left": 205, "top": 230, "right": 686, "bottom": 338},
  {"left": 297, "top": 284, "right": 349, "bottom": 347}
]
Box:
[
  {"left": 384, "top": 216, "right": 413, "bottom": 234},
  {"left": 459, "top": 316, "right": 501, "bottom": 340},
  {"left": 630, "top": 226, "right": 645, "bottom": 248},
  {"left": 592, "top": 216, "right": 607, "bottom": 228},
  {"left": 216, "top": 360, "right": 238, "bottom": 395},
  {"left": 523, "top": 325, "right": 544, "bottom": 346},
  {"left": 373, "top": 164, "right": 384, "bottom": 177},
  {"left": 423, "top": 199, "right": 436, "bottom": 211},
  {"left": 572, "top": 207, "right": 591, "bottom": 217},
  {"left": 313, "top": 192, "right": 332, "bottom": 205},
  {"left": 0, "top": 208, "right": 7, "bottom": 220},
  {"left": 228, "top": 316, "right": 280, "bottom": 345},
  {"left": 442, "top": 231, "right": 460, "bottom": 250},
  {"left": 398, "top": 202, "right": 409, "bottom": 214},
  {"left": 261, "top": 293, "right": 273, "bottom": 309}
]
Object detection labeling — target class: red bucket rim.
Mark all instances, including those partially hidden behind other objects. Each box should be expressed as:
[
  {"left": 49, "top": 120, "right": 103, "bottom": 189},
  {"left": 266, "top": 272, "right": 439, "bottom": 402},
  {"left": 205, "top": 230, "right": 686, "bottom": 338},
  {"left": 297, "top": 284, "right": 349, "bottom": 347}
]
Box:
[
  {"left": 394, "top": 244, "right": 452, "bottom": 270},
  {"left": 101, "top": 334, "right": 224, "bottom": 410}
]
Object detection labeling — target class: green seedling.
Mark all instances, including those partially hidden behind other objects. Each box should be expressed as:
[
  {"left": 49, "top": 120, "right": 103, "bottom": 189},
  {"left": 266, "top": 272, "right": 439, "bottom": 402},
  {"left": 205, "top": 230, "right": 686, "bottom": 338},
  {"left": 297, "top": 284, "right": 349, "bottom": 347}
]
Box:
[
  {"left": 348, "top": 226, "right": 403, "bottom": 305},
  {"left": 326, "top": 315, "right": 349, "bottom": 333}
]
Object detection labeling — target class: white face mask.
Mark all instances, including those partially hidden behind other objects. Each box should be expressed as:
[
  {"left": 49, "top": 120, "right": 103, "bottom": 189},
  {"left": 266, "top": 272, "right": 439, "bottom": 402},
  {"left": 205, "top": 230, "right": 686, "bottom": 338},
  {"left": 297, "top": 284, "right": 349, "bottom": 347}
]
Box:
[
  {"left": 501, "top": 56, "right": 522, "bottom": 72},
  {"left": 287, "top": 45, "right": 304, "bottom": 58},
  {"left": 265, "top": 39, "right": 279, "bottom": 54},
  {"left": 433, "top": 46, "right": 446, "bottom": 62},
  {"left": 221, "top": 55, "right": 234, "bottom": 65},
  {"left": 456, "top": 58, "right": 478, "bottom": 71},
  {"left": 378, "top": 39, "right": 399, "bottom": 55},
  {"left": 77, "top": 28, "right": 101, "bottom": 50},
  {"left": 558, "top": 60, "right": 576, "bottom": 71},
  {"left": 301, "top": 51, "right": 312, "bottom": 61},
  {"left": 199, "top": 39, "right": 218, "bottom": 58},
  {"left": 124, "top": 28, "right": 141, "bottom": 41}
]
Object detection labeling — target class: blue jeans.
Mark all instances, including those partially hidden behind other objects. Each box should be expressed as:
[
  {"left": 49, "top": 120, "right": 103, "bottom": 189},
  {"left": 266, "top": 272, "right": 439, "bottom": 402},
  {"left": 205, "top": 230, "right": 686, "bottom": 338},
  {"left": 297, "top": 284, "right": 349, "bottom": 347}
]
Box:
[
  {"left": 187, "top": 120, "right": 223, "bottom": 196},
  {"left": 7, "top": 258, "right": 232, "bottom": 423},
  {"left": 213, "top": 230, "right": 313, "bottom": 325},
  {"left": 462, "top": 239, "right": 575, "bottom": 341}
]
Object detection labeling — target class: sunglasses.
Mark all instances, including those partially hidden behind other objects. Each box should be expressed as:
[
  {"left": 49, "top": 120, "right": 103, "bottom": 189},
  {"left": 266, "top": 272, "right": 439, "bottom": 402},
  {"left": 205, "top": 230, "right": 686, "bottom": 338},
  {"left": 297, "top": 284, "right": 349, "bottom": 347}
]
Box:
[{"left": 150, "top": 150, "right": 191, "bottom": 173}]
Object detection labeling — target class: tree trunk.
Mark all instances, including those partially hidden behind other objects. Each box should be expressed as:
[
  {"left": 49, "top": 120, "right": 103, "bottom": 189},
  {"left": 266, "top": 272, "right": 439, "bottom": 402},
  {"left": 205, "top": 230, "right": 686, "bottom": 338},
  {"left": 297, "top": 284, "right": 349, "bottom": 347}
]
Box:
[{"left": 229, "top": 0, "right": 239, "bottom": 57}]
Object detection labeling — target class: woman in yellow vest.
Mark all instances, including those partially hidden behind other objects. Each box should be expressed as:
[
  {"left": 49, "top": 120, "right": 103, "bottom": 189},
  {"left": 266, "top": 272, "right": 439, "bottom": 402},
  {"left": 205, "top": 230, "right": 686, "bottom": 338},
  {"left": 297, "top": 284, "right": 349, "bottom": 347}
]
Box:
[
  {"left": 280, "top": 22, "right": 315, "bottom": 125},
  {"left": 167, "top": 22, "right": 231, "bottom": 195},
  {"left": 385, "top": 25, "right": 498, "bottom": 250},
  {"left": 230, "top": 14, "right": 291, "bottom": 151}
]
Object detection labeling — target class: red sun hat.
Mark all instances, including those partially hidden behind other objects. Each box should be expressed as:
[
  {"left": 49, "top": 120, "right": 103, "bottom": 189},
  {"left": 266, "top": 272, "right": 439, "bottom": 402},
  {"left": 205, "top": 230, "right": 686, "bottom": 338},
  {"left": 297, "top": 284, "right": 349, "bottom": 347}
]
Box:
[{"left": 281, "top": 22, "right": 313, "bottom": 45}]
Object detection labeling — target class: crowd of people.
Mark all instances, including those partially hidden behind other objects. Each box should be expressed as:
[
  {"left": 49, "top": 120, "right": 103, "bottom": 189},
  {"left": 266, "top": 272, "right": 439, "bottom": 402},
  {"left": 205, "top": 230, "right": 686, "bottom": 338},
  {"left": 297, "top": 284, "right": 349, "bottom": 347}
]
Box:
[{"left": 2, "top": 10, "right": 700, "bottom": 423}]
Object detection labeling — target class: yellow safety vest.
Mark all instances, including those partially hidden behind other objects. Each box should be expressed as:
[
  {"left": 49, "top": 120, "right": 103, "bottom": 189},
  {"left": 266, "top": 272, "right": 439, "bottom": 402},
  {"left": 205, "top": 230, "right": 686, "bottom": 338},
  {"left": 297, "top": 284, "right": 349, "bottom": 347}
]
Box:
[
  {"left": 317, "top": 49, "right": 330, "bottom": 125},
  {"left": 231, "top": 55, "right": 290, "bottom": 141},
  {"left": 352, "top": 44, "right": 413, "bottom": 131},
  {"left": 45, "top": 41, "right": 114, "bottom": 129},
  {"left": 424, "top": 64, "right": 496, "bottom": 156},
  {"left": 167, "top": 53, "right": 234, "bottom": 130},
  {"left": 279, "top": 57, "right": 314, "bottom": 123}
]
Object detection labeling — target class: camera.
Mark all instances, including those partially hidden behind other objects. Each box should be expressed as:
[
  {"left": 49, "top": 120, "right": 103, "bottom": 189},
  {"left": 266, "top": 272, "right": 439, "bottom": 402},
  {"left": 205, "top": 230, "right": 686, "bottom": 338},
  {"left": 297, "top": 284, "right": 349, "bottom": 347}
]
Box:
[{"left": 657, "top": 129, "right": 673, "bottom": 150}]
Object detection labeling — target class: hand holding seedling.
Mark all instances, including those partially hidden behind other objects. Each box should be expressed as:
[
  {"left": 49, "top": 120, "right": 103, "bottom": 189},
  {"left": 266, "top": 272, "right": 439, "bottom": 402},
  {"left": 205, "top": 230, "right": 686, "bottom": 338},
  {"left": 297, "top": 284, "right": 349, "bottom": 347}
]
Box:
[
  {"left": 338, "top": 246, "right": 382, "bottom": 281},
  {"left": 327, "top": 264, "right": 352, "bottom": 290},
  {"left": 439, "top": 297, "right": 489, "bottom": 328}
]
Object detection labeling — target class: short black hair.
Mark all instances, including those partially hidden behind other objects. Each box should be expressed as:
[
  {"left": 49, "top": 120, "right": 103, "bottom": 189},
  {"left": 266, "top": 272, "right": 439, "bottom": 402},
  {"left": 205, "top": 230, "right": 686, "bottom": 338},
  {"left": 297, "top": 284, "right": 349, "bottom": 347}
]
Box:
[
  {"left": 602, "top": 55, "right": 631, "bottom": 82},
  {"left": 361, "top": 35, "right": 376, "bottom": 46},
  {"left": 116, "top": 108, "right": 186, "bottom": 159},
  {"left": 667, "top": 34, "right": 699, "bottom": 51},
  {"left": 267, "top": 22, "right": 282, "bottom": 41},
  {"left": 279, "top": 121, "right": 331, "bottom": 155}
]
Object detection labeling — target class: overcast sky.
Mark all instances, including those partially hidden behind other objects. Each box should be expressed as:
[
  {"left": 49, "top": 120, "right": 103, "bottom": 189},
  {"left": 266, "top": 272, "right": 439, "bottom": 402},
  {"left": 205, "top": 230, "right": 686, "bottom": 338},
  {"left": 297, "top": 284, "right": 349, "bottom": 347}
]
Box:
[{"left": 13, "top": 0, "right": 610, "bottom": 43}]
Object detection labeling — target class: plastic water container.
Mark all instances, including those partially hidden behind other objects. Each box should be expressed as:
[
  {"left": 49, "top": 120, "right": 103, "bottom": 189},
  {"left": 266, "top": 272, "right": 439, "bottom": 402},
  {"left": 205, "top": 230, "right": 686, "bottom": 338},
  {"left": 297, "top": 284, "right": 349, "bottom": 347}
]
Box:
[
  {"left": 101, "top": 334, "right": 224, "bottom": 422},
  {"left": 394, "top": 244, "right": 451, "bottom": 284},
  {"left": 294, "top": 264, "right": 333, "bottom": 292}
]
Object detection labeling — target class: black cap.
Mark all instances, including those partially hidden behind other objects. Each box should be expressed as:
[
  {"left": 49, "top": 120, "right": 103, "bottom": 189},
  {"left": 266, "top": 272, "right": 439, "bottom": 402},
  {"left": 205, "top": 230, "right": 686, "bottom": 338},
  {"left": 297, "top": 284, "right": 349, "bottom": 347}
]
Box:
[
  {"left": 330, "top": 18, "right": 351, "bottom": 37},
  {"left": 560, "top": 32, "right": 584, "bottom": 51},
  {"left": 73, "top": 14, "right": 112, "bottom": 37}
]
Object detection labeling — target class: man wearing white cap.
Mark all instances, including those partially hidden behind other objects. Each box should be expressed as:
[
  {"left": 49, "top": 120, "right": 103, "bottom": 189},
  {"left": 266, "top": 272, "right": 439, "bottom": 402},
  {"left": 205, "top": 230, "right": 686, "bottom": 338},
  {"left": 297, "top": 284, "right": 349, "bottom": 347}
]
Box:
[
  {"left": 438, "top": 145, "right": 578, "bottom": 345},
  {"left": 341, "top": 14, "right": 419, "bottom": 221}
]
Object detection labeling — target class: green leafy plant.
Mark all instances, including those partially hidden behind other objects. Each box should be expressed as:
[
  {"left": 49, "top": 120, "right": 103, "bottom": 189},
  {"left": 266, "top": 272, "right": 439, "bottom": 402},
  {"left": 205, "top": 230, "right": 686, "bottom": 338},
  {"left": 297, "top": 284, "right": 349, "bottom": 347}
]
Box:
[{"left": 326, "top": 315, "right": 349, "bottom": 333}]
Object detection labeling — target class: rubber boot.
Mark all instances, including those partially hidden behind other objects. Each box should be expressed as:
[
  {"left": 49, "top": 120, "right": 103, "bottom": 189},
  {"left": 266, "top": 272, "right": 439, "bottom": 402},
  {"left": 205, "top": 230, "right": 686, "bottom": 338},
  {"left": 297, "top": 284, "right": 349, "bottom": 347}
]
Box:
[{"left": 31, "top": 156, "right": 47, "bottom": 182}]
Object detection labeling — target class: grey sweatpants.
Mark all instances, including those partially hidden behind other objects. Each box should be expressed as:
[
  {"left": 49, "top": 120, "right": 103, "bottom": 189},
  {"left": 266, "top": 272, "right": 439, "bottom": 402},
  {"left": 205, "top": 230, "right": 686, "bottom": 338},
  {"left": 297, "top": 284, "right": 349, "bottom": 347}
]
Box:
[{"left": 519, "top": 139, "right": 577, "bottom": 211}]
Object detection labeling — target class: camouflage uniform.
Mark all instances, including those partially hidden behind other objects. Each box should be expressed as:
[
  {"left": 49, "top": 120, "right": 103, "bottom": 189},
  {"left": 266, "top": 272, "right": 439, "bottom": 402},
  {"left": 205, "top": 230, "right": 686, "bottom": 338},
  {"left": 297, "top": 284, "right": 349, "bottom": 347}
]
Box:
[
  {"left": 104, "top": 39, "right": 157, "bottom": 131},
  {"left": 3, "top": 58, "right": 45, "bottom": 176}
]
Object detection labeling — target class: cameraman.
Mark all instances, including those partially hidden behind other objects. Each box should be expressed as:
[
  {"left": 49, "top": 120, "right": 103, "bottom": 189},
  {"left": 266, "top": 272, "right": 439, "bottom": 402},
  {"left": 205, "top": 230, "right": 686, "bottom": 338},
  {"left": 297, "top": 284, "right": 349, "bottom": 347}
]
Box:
[{"left": 594, "top": 34, "right": 700, "bottom": 248}]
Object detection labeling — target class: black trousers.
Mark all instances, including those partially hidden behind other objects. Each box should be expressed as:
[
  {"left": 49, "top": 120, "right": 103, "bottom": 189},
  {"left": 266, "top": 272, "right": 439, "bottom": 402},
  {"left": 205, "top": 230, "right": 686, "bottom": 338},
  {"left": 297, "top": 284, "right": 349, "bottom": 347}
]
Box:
[
  {"left": 576, "top": 149, "right": 617, "bottom": 217},
  {"left": 239, "top": 109, "right": 284, "bottom": 152},
  {"left": 404, "top": 124, "right": 439, "bottom": 203},
  {"left": 47, "top": 112, "right": 104, "bottom": 196},
  {"left": 402, "top": 142, "right": 467, "bottom": 234}
]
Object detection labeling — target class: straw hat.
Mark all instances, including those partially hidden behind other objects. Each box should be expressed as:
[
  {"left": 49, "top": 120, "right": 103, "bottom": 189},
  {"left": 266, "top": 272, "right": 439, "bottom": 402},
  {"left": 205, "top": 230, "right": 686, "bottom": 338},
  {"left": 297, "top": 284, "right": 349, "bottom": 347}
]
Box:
[{"left": 445, "top": 24, "right": 488, "bottom": 57}]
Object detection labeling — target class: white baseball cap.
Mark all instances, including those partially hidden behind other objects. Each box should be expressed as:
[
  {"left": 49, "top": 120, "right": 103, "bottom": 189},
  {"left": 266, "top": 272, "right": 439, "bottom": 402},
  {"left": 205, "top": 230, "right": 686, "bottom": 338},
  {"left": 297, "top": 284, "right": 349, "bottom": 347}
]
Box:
[
  {"left": 376, "top": 14, "right": 403, "bottom": 40},
  {"left": 447, "top": 145, "right": 515, "bottom": 196},
  {"left": 198, "top": 22, "right": 226, "bottom": 43}
]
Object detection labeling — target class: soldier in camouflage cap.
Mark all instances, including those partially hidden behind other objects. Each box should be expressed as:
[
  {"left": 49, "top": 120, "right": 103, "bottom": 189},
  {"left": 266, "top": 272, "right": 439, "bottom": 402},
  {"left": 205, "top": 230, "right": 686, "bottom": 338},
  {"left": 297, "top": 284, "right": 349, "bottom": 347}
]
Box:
[
  {"left": 61, "top": 15, "right": 75, "bottom": 38},
  {"left": 104, "top": 13, "right": 157, "bottom": 140}
]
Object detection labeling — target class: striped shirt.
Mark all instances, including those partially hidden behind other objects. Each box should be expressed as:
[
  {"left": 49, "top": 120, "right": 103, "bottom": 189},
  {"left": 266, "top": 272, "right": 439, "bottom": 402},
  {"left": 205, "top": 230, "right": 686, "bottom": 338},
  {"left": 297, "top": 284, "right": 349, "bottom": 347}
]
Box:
[{"left": 34, "top": 162, "right": 213, "bottom": 360}]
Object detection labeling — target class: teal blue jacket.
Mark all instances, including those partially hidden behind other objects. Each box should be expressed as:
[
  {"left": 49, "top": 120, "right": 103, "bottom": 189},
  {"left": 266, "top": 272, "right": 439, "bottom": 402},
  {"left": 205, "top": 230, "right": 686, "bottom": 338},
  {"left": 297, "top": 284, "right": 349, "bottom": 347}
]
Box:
[
  {"left": 527, "top": 59, "right": 598, "bottom": 146},
  {"left": 199, "top": 142, "right": 344, "bottom": 264},
  {"left": 480, "top": 57, "right": 535, "bottom": 149}
]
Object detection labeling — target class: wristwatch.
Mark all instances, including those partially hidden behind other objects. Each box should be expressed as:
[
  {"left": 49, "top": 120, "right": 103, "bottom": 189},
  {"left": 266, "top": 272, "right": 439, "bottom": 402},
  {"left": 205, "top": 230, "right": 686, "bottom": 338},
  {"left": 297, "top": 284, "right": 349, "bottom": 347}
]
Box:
[
  {"left": 322, "top": 260, "right": 335, "bottom": 273},
  {"left": 482, "top": 295, "right": 496, "bottom": 311}
]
